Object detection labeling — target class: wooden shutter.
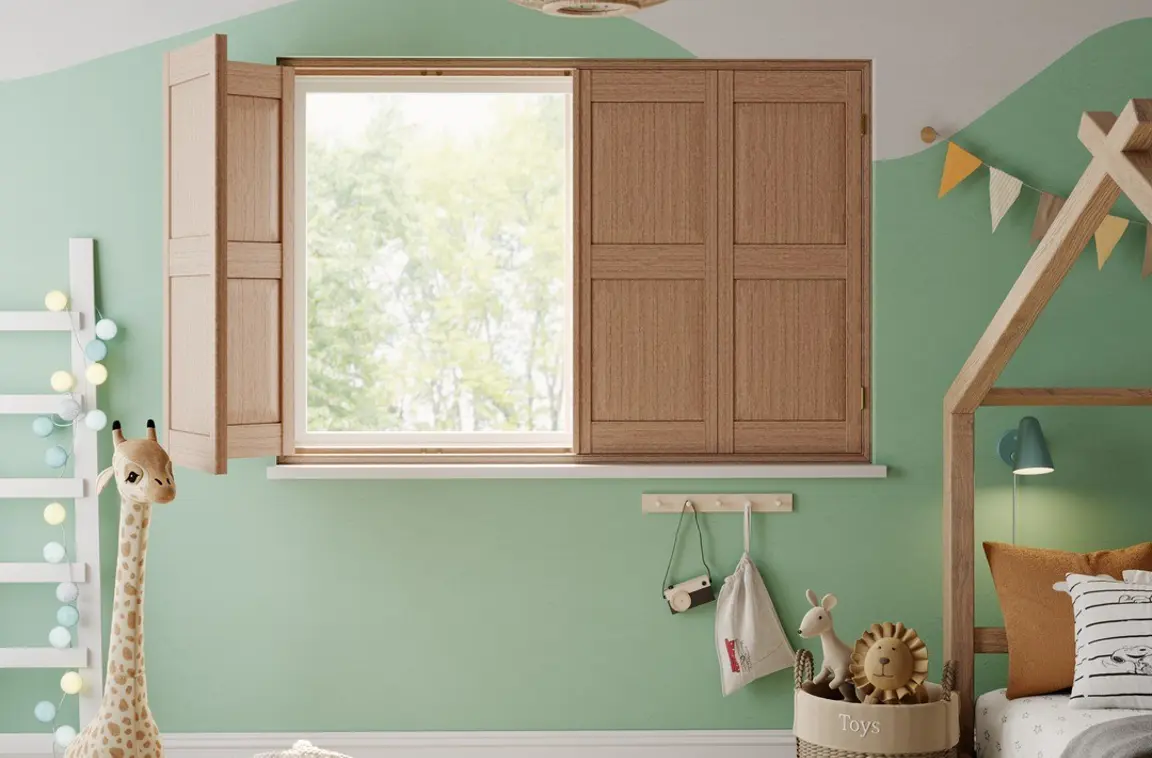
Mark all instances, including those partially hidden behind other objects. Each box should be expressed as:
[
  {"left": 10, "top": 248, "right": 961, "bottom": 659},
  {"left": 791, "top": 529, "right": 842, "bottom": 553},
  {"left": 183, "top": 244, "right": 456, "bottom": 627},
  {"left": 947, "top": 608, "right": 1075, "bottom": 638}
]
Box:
[
  {"left": 719, "top": 69, "right": 868, "bottom": 457},
  {"left": 163, "top": 35, "right": 294, "bottom": 473},
  {"left": 579, "top": 70, "right": 718, "bottom": 455}
]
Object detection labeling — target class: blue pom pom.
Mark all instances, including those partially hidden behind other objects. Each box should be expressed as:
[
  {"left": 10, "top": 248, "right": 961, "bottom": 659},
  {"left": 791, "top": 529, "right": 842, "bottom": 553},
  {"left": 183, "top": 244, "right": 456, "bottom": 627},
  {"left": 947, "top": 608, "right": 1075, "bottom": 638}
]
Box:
[
  {"left": 45, "top": 445, "right": 68, "bottom": 469},
  {"left": 57, "top": 605, "right": 79, "bottom": 627},
  {"left": 34, "top": 701, "right": 56, "bottom": 723},
  {"left": 32, "top": 416, "right": 54, "bottom": 438},
  {"left": 84, "top": 339, "right": 108, "bottom": 362},
  {"left": 43, "top": 542, "right": 66, "bottom": 564}
]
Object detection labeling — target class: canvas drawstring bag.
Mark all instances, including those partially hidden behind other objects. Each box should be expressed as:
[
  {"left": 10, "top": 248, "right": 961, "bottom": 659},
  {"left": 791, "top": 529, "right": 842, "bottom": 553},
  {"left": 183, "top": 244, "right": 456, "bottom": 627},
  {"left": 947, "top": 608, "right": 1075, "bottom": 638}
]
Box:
[{"left": 715, "top": 503, "right": 795, "bottom": 695}]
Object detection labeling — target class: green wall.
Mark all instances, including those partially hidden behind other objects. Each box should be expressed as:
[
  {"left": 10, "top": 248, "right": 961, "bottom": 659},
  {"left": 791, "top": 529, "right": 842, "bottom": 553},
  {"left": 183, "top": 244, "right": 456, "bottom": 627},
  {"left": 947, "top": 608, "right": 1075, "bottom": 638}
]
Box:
[{"left": 2, "top": 0, "right": 1152, "bottom": 734}]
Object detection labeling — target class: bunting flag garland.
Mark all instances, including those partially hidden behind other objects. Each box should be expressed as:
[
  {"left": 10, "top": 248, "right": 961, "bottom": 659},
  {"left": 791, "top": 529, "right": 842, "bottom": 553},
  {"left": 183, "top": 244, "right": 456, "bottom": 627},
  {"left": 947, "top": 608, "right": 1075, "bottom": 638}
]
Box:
[
  {"left": 989, "top": 168, "right": 1024, "bottom": 232},
  {"left": 1031, "top": 193, "right": 1065, "bottom": 243},
  {"left": 938, "top": 143, "right": 983, "bottom": 198},
  {"left": 938, "top": 141, "right": 1151, "bottom": 280},
  {"left": 1095, "top": 215, "right": 1130, "bottom": 270}
]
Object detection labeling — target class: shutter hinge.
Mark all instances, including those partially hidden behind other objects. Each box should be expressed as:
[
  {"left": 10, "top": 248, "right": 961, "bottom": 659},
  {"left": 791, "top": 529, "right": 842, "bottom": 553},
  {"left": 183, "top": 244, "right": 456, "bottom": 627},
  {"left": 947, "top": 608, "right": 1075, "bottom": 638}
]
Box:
[
  {"left": 861, "top": 386, "right": 868, "bottom": 411},
  {"left": 861, "top": 113, "right": 869, "bottom": 136}
]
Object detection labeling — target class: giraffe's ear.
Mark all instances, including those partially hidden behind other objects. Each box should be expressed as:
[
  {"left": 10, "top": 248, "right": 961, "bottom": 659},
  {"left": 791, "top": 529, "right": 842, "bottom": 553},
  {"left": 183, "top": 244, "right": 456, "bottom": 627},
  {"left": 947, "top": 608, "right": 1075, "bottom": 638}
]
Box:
[{"left": 96, "top": 466, "right": 115, "bottom": 494}]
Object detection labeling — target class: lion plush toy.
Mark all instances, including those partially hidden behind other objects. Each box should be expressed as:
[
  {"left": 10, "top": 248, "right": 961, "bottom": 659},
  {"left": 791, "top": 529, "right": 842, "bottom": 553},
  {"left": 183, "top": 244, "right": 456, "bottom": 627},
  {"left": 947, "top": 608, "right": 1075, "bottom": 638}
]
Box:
[{"left": 849, "top": 622, "right": 930, "bottom": 704}]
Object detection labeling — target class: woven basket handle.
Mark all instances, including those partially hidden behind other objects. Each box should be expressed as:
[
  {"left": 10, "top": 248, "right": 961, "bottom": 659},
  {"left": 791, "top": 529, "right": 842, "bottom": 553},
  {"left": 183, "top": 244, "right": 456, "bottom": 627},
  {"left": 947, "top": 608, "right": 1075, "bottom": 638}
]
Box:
[
  {"left": 941, "top": 660, "right": 957, "bottom": 702},
  {"left": 794, "top": 648, "right": 814, "bottom": 690}
]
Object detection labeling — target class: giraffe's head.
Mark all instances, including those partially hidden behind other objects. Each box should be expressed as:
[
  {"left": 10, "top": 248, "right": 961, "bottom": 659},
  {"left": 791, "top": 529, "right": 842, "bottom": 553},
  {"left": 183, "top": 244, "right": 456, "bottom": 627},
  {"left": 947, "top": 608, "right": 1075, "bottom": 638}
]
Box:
[{"left": 95, "top": 419, "right": 176, "bottom": 505}]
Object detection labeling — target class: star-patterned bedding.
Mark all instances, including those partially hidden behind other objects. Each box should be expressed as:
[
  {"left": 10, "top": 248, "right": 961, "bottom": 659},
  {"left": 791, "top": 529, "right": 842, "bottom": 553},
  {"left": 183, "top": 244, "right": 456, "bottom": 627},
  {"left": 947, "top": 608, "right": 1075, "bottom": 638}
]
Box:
[{"left": 975, "top": 688, "right": 1145, "bottom": 757}]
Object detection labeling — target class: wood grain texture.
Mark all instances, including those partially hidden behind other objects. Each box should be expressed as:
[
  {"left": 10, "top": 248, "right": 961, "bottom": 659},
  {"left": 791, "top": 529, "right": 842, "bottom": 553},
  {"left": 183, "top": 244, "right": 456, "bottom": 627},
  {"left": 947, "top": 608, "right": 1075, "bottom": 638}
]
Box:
[
  {"left": 734, "top": 280, "right": 846, "bottom": 422},
  {"left": 576, "top": 69, "right": 592, "bottom": 455},
  {"left": 589, "top": 70, "right": 706, "bottom": 102},
  {"left": 844, "top": 70, "right": 864, "bottom": 453},
  {"left": 859, "top": 64, "right": 873, "bottom": 459},
  {"left": 590, "top": 421, "right": 708, "bottom": 454},
  {"left": 1030, "top": 194, "right": 1066, "bottom": 243},
  {"left": 226, "top": 279, "right": 281, "bottom": 425},
  {"left": 591, "top": 102, "right": 706, "bottom": 244},
  {"left": 703, "top": 71, "right": 719, "bottom": 453},
  {"left": 733, "top": 421, "right": 848, "bottom": 453},
  {"left": 590, "top": 245, "right": 704, "bottom": 279},
  {"left": 974, "top": 627, "right": 1008, "bottom": 654},
  {"left": 945, "top": 159, "right": 1121, "bottom": 413},
  {"left": 733, "top": 246, "right": 846, "bottom": 279},
  {"left": 716, "top": 71, "right": 735, "bottom": 454},
  {"left": 164, "top": 34, "right": 227, "bottom": 474},
  {"left": 734, "top": 102, "right": 846, "bottom": 245},
  {"left": 591, "top": 280, "right": 704, "bottom": 421},
  {"left": 227, "top": 423, "right": 282, "bottom": 457},
  {"left": 733, "top": 70, "right": 847, "bottom": 102},
  {"left": 983, "top": 387, "right": 1152, "bottom": 405},
  {"left": 284, "top": 58, "right": 871, "bottom": 73},
  {"left": 1079, "top": 101, "right": 1152, "bottom": 221},
  {"left": 227, "top": 94, "right": 280, "bottom": 243},
  {"left": 227, "top": 61, "right": 282, "bottom": 98},
  {"left": 280, "top": 65, "right": 296, "bottom": 456},
  {"left": 944, "top": 412, "right": 976, "bottom": 758},
  {"left": 227, "top": 242, "right": 282, "bottom": 278}
]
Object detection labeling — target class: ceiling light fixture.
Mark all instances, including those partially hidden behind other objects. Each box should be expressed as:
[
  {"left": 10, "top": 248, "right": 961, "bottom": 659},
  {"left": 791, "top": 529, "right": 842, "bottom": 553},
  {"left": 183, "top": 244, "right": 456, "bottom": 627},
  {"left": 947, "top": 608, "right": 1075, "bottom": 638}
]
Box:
[{"left": 510, "top": 0, "right": 670, "bottom": 18}]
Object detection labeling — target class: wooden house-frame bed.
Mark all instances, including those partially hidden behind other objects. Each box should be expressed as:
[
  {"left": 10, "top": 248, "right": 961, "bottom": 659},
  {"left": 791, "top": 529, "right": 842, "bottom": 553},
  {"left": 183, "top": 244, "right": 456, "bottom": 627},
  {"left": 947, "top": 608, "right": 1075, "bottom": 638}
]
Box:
[{"left": 944, "top": 98, "right": 1152, "bottom": 757}]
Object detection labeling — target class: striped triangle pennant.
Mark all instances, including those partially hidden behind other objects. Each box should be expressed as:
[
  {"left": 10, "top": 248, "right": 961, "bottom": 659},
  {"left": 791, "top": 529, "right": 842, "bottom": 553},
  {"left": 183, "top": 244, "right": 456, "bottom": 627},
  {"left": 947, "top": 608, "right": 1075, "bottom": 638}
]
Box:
[
  {"left": 989, "top": 168, "right": 1023, "bottom": 232},
  {"left": 938, "top": 143, "right": 983, "bottom": 198},
  {"left": 1095, "top": 215, "right": 1130, "bottom": 270}
]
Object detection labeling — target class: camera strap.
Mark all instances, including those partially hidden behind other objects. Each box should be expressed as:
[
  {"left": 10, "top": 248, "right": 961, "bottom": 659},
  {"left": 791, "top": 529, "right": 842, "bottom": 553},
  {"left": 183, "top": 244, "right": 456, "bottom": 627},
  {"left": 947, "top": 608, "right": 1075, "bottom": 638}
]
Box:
[{"left": 661, "top": 501, "right": 712, "bottom": 595}]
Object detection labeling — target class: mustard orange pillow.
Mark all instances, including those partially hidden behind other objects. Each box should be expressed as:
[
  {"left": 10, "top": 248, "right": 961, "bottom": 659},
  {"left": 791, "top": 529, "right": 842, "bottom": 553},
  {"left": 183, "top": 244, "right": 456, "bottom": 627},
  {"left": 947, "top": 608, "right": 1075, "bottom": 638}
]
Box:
[{"left": 983, "top": 541, "right": 1152, "bottom": 698}]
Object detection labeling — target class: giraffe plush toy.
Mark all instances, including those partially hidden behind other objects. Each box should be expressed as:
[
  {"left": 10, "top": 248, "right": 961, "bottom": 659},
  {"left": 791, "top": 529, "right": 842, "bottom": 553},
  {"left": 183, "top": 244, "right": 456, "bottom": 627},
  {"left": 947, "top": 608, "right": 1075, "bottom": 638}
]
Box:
[{"left": 66, "top": 419, "right": 175, "bottom": 758}]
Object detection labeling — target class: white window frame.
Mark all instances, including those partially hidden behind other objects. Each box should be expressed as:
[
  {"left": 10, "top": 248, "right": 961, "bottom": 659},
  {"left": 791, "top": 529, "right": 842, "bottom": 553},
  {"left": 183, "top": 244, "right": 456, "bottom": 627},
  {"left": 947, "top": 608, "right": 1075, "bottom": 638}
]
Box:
[{"left": 293, "top": 75, "right": 575, "bottom": 450}]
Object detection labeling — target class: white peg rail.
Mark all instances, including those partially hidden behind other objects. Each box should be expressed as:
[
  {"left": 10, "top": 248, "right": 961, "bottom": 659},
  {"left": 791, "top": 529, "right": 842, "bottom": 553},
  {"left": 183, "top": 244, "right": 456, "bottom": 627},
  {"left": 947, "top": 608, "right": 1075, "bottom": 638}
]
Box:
[
  {"left": 0, "top": 239, "right": 104, "bottom": 727},
  {"left": 642, "top": 493, "right": 794, "bottom": 514}
]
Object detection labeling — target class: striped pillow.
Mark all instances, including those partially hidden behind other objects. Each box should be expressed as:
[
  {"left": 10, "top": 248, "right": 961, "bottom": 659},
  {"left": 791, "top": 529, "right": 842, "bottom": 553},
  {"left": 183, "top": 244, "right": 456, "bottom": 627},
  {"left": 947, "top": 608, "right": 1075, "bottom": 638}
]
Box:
[{"left": 1068, "top": 573, "right": 1152, "bottom": 710}]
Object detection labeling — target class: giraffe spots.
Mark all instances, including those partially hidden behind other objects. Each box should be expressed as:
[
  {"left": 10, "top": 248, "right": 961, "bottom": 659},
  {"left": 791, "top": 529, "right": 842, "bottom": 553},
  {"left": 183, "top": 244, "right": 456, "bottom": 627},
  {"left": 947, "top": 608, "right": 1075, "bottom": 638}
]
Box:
[
  {"left": 122, "top": 646, "right": 132, "bottom": 661},
  {"left": 114, "top": 623, "right": 121, "bottom": 636},
  {"left": 128, "top": 611, "right": 137, "bottom": 629},
  {"left": 108, "top": 723, "right": 120, "bottom": 737},
  {"left": 119, "top": 698, "right": 129, "bottom": 712},
  {"left": 109, "top": 748, "right": 123, "bottom": 758},
  {"left": 121, "top": 542, "right": 130, "bottom": 557},
  {"left": 136, "top": 731, "right": 145, "bottom": 741},
  {"left": 125, "top": 583, "right": 138, "bottom": 596},
  {"left": 126, "top": 514, "right": 135, "bottom": 526}
]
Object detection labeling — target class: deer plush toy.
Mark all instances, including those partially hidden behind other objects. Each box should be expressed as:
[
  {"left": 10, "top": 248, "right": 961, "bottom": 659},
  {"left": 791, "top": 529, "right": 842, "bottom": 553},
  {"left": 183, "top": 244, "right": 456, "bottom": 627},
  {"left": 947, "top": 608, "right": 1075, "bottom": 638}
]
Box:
[
  {"left": 798, "top": 589, "right": 856, "bottom": 700},
  {"left": 66, "top": 420, "right": 175, "bottom": 758}
]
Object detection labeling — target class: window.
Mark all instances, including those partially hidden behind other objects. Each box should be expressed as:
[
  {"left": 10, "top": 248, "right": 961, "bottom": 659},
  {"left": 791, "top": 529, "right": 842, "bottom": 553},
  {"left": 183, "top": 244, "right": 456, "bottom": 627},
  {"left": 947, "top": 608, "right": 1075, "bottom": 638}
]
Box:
[{"left": 294, "top": 76, "right": 574, "bottom": 450}]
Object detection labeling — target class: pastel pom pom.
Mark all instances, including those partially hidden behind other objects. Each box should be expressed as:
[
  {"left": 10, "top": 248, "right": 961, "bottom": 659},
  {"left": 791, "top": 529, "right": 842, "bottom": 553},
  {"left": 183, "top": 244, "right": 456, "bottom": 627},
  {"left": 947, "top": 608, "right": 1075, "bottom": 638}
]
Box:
[
  {"left": 84, "top": 339, "right": 107, "bottom": 362},
  {"left": 85, "top": 363, "right": 108, "bottom": 386},
  {"left": 50, "top": 371, "right": 74, "bottom": 392},
  {"left": 60, "top": 672, "right": 83, "bottom": 695},
  {"left": 54, "top": 725, "right": 76, "bottom": 747},
  {"left": 34, "top": 701, "right": 56, "bottom": 723},
  {"left": 56, "top": 582, "right": 79, "bottom": 603},
  {"left": 94, "top": 318, "right": 118, "bottom": 340},
  {"left": 44, "top": 502, "right": 66, "bottom": 526},
  {"left": 43, "top": 542, "right": 66, "bottom": 563},
  {"left": 85, "top": 409, "right": 108, "bottom": 431},
  {"left": 57, "top": 605, "right": 79, "bottom": 627},
  {"left": 45, "top": 445, "right": 68, "bottom": 468},
  {"left": 44, "top": 291, "right": 68, "bottom": 312},
  {"left": 58, "top": 398, "right": 82, "bottom": 421},
  {"left": 49, "top": 626, "right": 72, "bottom": 649},
  {"left": 32, "top": 416, "right": 54, "bottom": 437}
]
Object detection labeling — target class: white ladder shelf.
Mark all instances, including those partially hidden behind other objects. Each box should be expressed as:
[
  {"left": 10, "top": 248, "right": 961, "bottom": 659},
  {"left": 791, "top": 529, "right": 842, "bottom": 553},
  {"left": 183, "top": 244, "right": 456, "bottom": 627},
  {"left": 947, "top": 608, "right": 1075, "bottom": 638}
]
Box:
[{"left": 0, "top": 239, "right": 104, "bottom": 731}]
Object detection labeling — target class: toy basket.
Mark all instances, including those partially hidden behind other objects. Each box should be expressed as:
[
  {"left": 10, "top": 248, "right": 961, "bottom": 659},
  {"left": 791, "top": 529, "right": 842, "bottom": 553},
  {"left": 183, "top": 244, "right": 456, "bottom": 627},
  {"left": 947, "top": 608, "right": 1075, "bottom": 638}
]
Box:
[{"left": 793, "top": 649, "right": 959, "bottom": 758}]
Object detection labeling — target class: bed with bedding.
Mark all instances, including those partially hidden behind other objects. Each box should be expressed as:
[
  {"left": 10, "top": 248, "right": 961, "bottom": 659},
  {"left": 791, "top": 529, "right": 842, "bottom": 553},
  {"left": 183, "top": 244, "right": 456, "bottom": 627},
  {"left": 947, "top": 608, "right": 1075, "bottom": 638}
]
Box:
[{"left": 975, "top": 688, "right": 1146, "bottom": 757}]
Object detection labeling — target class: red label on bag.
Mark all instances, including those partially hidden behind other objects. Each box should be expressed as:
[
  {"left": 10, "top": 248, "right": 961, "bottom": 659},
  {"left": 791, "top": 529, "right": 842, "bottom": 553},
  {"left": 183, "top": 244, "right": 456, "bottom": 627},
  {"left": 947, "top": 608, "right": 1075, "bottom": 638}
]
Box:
[{"left": 725, "top": 639, "right": 741, "bottom": 672}]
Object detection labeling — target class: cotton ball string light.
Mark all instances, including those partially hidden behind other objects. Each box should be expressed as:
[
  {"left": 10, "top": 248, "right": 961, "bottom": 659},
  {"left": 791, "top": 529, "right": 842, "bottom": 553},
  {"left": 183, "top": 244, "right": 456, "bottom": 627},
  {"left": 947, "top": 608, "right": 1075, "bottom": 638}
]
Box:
[
  {"left": 85, "top": 409, "right": 108, "bottom": 431},
  {"left": 48, "top": 626, "right": 72, "bottom": 649},
  {"left": 33, "top": 701, "right": 56, "bottom": 724},
  {"left": 50, "top": 371, "right": 74, "bottom": 392},
  {"left": 58, "top": 397, "right": 82, "bottom": 422},
  {"left": 54, "top": 725, "right": 77, "bottom": 748},
  {"left": 43, "top": 502, "right": 66, "bottom": 526},
  {"left": 60, "top": 672, "right": 83, "bottom": 695},
  {"left": 56, "top": 582, "right": 79, "bottom": 603},
  {"left": 94, "top": 318, "right": 118, "bottom": 341},
  {"left": 84, "top": 339, "right": 107, "bottom": 362},
  {"left": 43, "top": 542, "right": 66, "bottom": 564},
  {"left": 57, "top": 605, "right": 79, "bottom": 627},
  {"left": 85, "top": 363, "right": 108, "bottom": 386},
  {"left": 44, "top": 291, "right": 68, "bottom": 312},
  {"left": 45, "top": 445, "right": 69, "bottom": 469},
  {"left": 32, "top": 416, "right": 54, "bottom": 437}
]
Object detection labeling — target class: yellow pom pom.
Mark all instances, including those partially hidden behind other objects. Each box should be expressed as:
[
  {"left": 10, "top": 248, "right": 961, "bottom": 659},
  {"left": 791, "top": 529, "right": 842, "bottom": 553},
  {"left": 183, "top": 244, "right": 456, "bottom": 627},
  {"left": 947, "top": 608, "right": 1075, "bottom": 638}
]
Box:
[
  {"left": 85, "top": 363, "right": 108, "bottom": 386},
  {"left": 60, "top": 671, "right": 83, "bottom": 695},
  {"left": 43, "top": 502, "right": 66, "bottom": 526},
  {"left": 44, "top": 291, "right": 68, "bottom": 312},
  {"left": 50, "top": 371, "right": 74, "bottom": 392}
]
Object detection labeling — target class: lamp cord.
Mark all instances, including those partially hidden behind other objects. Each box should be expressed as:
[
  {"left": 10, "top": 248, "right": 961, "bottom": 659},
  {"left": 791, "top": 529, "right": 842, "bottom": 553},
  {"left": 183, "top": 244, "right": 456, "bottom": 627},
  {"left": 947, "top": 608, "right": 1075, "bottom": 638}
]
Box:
[{"left": 1011, "top": 473, "right": 1018, "bottom": 545}]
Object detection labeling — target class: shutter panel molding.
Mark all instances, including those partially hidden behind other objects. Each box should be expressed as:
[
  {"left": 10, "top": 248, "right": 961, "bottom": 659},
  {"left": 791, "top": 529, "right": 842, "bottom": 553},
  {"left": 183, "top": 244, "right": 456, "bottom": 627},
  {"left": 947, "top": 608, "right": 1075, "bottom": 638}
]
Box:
[{"left": 163, "top": 34, "right": 294, "bottom": 473}]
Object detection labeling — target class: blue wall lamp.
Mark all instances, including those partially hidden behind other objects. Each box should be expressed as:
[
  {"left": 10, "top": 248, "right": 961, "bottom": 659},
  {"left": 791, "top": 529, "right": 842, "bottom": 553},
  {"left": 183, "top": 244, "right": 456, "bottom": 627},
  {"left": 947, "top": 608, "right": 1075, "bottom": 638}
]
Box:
[{"left": 998, "top": 416, "right": 1055, "bottom": 475}]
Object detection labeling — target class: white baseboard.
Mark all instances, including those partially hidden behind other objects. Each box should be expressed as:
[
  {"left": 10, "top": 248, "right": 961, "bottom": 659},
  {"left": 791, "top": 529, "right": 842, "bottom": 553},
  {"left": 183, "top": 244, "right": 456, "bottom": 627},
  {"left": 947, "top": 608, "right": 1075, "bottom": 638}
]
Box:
[{"left": 0, "top": 730, "right": 794, "bottom": 758}]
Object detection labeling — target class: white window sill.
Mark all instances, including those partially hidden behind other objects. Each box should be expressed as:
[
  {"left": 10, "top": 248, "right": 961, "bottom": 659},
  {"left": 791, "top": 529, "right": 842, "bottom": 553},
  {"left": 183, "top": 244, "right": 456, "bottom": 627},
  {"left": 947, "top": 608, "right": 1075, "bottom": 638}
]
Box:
[{"left": 266, "top": 463, "right": 889, "bottom": 480}]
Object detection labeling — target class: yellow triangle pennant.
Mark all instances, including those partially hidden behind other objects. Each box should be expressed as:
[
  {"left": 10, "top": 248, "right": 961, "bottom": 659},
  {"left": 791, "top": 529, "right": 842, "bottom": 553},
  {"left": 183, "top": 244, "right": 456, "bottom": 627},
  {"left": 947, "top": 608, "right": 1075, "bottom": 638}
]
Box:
[
  {"left": 938, "top": 142, "right": 983, "bottom": 198},
  {"left": 1095, "top": 215, "right": 1129, "bottom": 270}
]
